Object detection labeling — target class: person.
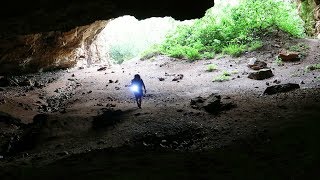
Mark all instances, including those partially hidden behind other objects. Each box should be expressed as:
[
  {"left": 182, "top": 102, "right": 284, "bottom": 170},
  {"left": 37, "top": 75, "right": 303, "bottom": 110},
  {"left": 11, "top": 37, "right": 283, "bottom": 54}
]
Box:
[{"left": 130, "top": 74, "right": 146, "bottom": 108}]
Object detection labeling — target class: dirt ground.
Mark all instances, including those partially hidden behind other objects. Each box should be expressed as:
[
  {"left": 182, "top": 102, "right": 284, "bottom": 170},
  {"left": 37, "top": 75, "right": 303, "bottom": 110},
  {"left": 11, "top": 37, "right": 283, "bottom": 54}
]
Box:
[{"left": 0, "top": 35, "right": 320, "bottom": 179}]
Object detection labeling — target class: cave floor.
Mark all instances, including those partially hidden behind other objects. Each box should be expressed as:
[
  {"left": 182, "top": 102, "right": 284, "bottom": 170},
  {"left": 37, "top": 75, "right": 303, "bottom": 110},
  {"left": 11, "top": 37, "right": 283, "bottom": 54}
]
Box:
[{"left": 0, "top": 37, "right": 320, "bottom": 179}]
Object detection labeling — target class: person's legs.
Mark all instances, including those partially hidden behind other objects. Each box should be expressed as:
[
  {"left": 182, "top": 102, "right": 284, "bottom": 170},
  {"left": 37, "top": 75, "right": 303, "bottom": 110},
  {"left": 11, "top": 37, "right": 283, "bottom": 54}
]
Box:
[{"left": 138, "top": 97, "right": 142, "bottom": 108}]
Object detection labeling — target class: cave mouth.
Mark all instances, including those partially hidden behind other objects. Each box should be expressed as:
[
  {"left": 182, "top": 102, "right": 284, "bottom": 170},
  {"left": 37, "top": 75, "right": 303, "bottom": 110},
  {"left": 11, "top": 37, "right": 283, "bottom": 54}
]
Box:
[{"left": 80, "top": 15, "right": 192, "bottom": 67}]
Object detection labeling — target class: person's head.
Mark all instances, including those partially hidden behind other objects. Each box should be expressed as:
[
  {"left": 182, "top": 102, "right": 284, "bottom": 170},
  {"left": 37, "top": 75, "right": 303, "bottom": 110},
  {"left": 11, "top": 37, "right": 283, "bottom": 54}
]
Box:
[{"left": 134, "top": 74, "right": 141, "bottom": 79}]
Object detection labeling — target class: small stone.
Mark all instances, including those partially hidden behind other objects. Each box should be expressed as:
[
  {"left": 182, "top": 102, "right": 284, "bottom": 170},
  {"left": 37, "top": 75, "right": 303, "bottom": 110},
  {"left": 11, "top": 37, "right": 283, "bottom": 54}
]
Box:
[
  {"left": 172, "top": 74, "right": 184, "bottom": 81},
  {"left": 109, "top": 80, "right": 114, "bottom": 83},
  {"left": 177, "top": 109, "right": 183, "bottom": 112},
  {"left": 87, "top": 90, "right": 92, "bottom": 94},
  {"left": 301, "top": 81, "right": 305, "bottom": 84},
  {"left": 115, "top": 80, "right": 119, "bottom": 83},
  {"left": 248, "top": 69, "right": 274, "bottom": 80},
  {"left": 71, "top": 74, "right": 75, "bottom": 77},
  {"left": 97, "top": 67, "right": 107, "bottom": 71},
  {"left": 115, "top": 87, "right": 120, "bottom": 90},
  {"left": 158, "top": 77, "right": 165, "bottom": 81},
  {"left": 266, "top": 82, "right": 270, "bottom": 86},
  {"left": 273, "top": 79, "right": 281, "bottom": 84}
]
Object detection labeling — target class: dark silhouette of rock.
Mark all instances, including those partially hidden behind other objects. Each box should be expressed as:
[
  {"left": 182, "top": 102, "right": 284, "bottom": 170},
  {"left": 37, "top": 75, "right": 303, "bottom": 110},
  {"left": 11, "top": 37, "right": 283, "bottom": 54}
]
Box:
[
  {"left": 97, "top": 67, "right": 107, "bottom": 71},
  {"left": 248, "top": 69, "right": 274, "bottom": 80},
  {"left": 92, "top": 109, "right": 123, "bottom": 129},
  {"left": 0, "top": 111, "right": 23, "bottom": 126},
  {"left": 0, "top": 77, "right": 10, "bottom": 87},
  {"left": 158, "top": 77, "right": 165, "bottom": 81},
  {"left": 190, "top": 93, "right": 236, "bottom": 114},
  {"left": 263, "top": 83, "right": 300, "bottom": 95}
]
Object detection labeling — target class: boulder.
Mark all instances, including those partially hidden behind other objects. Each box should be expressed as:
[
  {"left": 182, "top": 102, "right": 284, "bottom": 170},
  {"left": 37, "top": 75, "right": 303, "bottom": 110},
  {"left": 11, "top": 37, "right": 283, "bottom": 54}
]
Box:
[
  {"left": 248, "top": 69, "right": 274, "bottom": 80},
  {"left": 202, "top": 94, "right": 222, "bottom": 113},
  {"left": 263, "top": 83, "right": 300, "bottom": 95},
  {"left": 278, "top": 49, "right": 300, "bottom": 61},
  {"left": 190, "top": 93, "right": 235, "bottom": 114},
  {"left": 247, "top": 58, "right": 267, "bottom": 70}
]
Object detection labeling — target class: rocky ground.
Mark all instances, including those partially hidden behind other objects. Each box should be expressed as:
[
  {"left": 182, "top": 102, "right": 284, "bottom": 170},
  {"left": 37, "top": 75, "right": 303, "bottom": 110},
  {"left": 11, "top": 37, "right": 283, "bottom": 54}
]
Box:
[{"left": 0, "top": 35, "right": 320, "bottom": 179}]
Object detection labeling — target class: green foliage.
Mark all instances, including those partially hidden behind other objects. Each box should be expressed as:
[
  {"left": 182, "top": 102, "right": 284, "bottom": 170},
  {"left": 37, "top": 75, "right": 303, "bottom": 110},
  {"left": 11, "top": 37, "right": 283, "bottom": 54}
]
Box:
[
  {"left": 222, "top": 44, "right": 247, "bottom": 57},
  {"left": 305, "top": 64, "right": 320, "bottom": 72},
  {"left": 274, "top": 57, "right": 284, "bottom": 66},
  {"left": 248, "top": 41, "right": 263, "bottom": 51},
  {"left": 206, "top": 64, "right": 217, "bottom": 72},
  {"left": 157, "top": 0, "right": 305, "bottom": 60},
  {"left": 213, "top": 71, "right": 231, "bottom": 82},
  {"left": 109, "top": 43, "right": 138, "bottom": 64},
  {"left": 140, "top": 45, "right": 162, "bottom": 60},
  {"left": 300, "top": 0, "right": 316, "bottom": 36}
]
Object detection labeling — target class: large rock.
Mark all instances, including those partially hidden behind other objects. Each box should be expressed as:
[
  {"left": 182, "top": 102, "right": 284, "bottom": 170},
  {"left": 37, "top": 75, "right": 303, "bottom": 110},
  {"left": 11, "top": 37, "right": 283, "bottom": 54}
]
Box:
[
  {"left": 248, "top": 69, "right": 274, "bottom": 80},
  {"left": 247, "top": 58, "right": 267, "bottom": 70},
  {"left": 278, "top": 49, "right": 300, "bottom": 62},
  {"left": 263, "top": 83, "right": 300, "bottom": 95},
  {"left": 190, "top": 93, "right": 235, "bottom": 114}
]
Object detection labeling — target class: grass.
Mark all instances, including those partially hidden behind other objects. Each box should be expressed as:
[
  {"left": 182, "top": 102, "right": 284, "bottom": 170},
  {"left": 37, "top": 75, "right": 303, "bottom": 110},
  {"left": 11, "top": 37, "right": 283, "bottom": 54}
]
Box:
[
  {"left": 150, "top": 0, "right": 305, "bottom": 60},
  {"left": 305, "top": 63, "right": 320, "bottom": 72},
  {"left": 222, "top": 44, "right": 247, "bottom": 57},
  {"left": 274, "top": 57, "right": 284, "bottom": 66},
  {"left": 212, "top": 71, "right": 231, "bottom": 82},
  {"left": 288, "top": 43, "right": 309, "bottom": 58},
  {"left": 206, "top": 64, "right": 217, "bottom": 72}
]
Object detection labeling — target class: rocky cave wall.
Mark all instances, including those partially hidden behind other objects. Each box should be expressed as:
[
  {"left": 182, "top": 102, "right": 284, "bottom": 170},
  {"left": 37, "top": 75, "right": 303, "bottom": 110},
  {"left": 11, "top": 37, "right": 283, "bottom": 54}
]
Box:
[{"left": 0, "top": 0, "right": 214, "bottom": 75}]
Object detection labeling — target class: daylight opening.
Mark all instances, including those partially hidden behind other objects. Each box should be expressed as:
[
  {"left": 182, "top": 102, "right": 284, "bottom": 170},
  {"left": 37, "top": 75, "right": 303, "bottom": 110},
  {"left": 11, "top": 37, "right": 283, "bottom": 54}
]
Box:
[{"left": 76, "top": 0, "right": 309, "bottom": 68}]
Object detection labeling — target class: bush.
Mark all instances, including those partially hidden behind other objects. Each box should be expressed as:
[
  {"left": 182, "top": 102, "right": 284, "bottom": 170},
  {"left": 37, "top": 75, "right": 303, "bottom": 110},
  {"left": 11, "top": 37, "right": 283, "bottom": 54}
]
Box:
[
  {"left": 109, "top": 43, "right": 138, "bottom": 64},
  {"left": 156, "top": 0, "right": 305, "bottom": 60},
  {"left": 212, "top": 71, "right": 231, "bottom": 82},
  {"left": 206, "top": 64, "right": 217, "bottom": 72}
]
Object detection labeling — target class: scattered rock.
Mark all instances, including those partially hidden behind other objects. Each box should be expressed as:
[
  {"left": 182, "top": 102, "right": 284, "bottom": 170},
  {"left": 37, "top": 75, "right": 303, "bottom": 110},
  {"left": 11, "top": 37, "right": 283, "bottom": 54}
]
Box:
[
  {"left": 87, "top": 90, "right": 92, "bottom": 94},
  {"left": 109, "top": 80, "right": 114, "bottom": 83},
  {"left": 273, "top": 79, "right": 281, "bottom": 84},
  {"left": 247, "top": 58, "right": 267, "bottom": 70},
  {"left": 248, "top": 69, "right": 274, "bottom": 80},
  {"left": 177, "top": 109, "right": 183, "bottom": 112},
  {"left": 78, "top": 66, "right": 84, "bottom": 70},
  {"left": 266, "top": 82, "right": 270, "bottom": 86},
  {"left": 158, "top": 77, "right": 165, "bottom": 81},
  {"left": 71, "top": 74, "right": 75, "bottom": 77},
  {"left": 97, "top": 67, "right": 107, "bottom": 71},
  {"left": 34, "top": 81, "right": 44, "bottom": 88},
  {"left": 115, "top": 80, "right": 119, "bottom": 83},
  {"left": 263, "top": 83, "right": 300, "bottom": 95},
  {"left": 18, "top": 79, "right": 33, "bottom": 86},
  {"left": 301, "top": 81, "right": 305, "bottom": 84},
  {"left": 172, "top": 74, "right": 184, "bottom": 81},
  {"left": 278, "top": 49, "right": 300, "bottom": 61},
  {"left": 115, "top": 87, "right": 120, "bottom": 90}
]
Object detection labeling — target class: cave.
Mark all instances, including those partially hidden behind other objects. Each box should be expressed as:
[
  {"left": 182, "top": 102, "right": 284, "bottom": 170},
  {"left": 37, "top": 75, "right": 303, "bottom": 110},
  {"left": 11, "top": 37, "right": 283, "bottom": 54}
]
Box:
[{"left": 0, "top": 0, "right": 320, "bottom": 179}]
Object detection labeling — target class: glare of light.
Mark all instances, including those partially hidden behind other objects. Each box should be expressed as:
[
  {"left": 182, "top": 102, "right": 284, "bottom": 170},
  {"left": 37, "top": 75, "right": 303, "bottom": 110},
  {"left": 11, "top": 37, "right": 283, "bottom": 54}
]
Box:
[{"left": 130, "top": 84, "right": 139, "bottom": 93}]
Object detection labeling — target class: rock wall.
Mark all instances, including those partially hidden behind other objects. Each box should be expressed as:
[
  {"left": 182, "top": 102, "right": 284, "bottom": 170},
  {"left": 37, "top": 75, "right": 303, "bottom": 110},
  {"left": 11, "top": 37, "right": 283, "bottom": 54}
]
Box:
[
  {"left": 0, "top": 0, "right": 214, "bottom": 75},
  {"left": 297, "top": 0, "right": 320, "bottom": 37},
  {"left": 0, "top": 21, "right": 107, "bottom": 75}
]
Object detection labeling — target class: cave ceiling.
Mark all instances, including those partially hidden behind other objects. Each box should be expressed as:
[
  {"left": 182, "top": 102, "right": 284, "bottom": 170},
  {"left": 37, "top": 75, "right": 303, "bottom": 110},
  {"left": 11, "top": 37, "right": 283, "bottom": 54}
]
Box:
[{"left": 0, "top": 0, "right": 214, "bottom": 38}]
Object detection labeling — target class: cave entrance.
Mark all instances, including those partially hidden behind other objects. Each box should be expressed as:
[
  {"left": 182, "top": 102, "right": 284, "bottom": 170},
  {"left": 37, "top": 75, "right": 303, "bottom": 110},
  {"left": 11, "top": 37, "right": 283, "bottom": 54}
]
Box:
[{"left": 79, "top": 15, "right": 193, "bottom": 67}]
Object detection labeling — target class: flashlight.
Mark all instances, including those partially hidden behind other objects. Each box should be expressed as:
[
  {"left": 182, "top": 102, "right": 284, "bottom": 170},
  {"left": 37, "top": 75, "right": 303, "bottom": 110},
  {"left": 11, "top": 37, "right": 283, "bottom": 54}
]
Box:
[{"left": 130, "top": 84, "right": 139, "bottom": 93}]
